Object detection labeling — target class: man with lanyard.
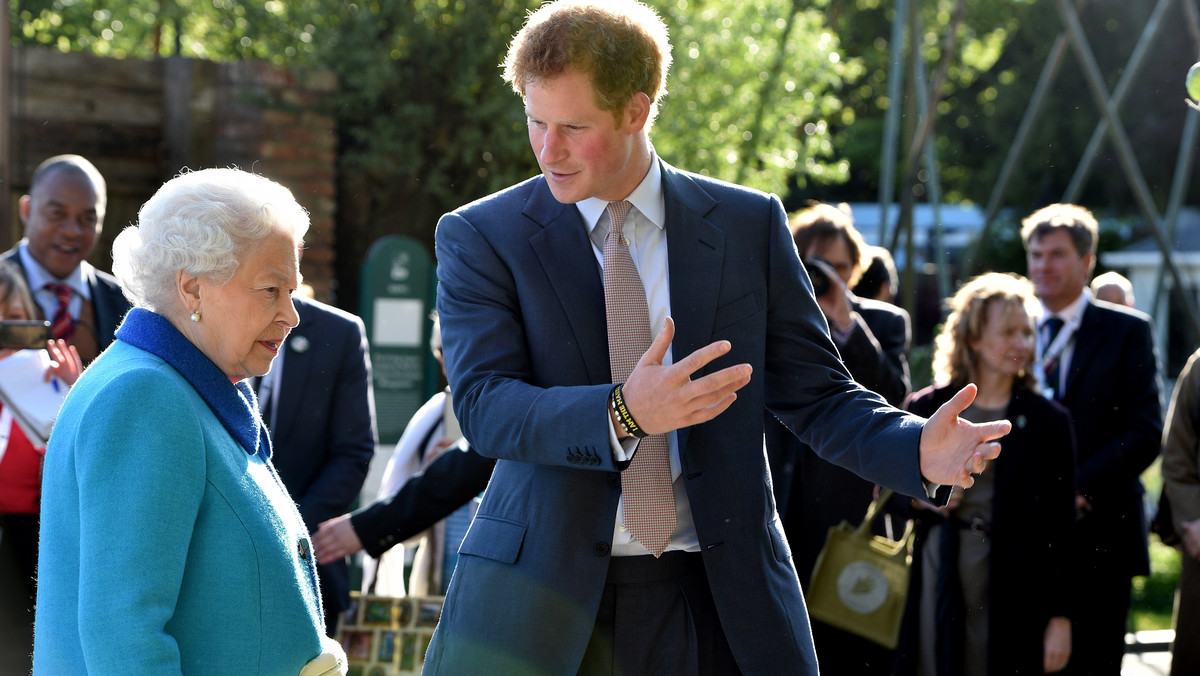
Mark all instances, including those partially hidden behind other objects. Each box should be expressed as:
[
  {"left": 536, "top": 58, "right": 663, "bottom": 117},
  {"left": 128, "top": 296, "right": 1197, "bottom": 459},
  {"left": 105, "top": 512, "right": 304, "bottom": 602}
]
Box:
[{"left": 1024, "top": 203, "right": 1162, "bottom": 675}]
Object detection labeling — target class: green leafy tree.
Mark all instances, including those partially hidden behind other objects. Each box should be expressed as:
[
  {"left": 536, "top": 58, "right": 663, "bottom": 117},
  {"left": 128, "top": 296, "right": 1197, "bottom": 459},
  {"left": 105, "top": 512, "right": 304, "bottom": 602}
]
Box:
[{"left": 10, "top": 0, "right": 856, "bottom": 301}]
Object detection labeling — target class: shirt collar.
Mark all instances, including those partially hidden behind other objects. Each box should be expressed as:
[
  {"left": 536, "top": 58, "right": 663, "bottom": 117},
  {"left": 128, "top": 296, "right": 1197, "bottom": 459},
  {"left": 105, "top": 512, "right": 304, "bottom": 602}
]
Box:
[
  {"left": 18, "top": 241, "right": 89, "bottom": 298},
  {"left": 1040, "top": 288, "right": 1090, "bottom": 327},
  {"left": 577, "top": 153, "right": 666, "bottom": 236}
]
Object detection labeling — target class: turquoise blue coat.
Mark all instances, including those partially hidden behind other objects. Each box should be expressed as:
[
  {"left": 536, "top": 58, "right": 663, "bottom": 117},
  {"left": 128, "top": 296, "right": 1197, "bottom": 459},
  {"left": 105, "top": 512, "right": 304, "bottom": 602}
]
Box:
[{"left": 34, "top": 309, "right": 326, "bottom": 674}]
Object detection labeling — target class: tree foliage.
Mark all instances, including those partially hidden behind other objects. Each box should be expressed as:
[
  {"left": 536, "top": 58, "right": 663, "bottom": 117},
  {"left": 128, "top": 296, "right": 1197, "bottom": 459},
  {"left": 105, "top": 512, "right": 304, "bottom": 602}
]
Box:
[{"left": 11, "top": 0, "right": 857, "bottom": 301}]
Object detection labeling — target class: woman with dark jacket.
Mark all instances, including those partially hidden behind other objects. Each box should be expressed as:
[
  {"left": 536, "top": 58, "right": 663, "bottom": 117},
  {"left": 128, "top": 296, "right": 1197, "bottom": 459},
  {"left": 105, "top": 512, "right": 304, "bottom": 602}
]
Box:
[{"left": 895, "top": 272, "right": 1077, "bottom": 675}]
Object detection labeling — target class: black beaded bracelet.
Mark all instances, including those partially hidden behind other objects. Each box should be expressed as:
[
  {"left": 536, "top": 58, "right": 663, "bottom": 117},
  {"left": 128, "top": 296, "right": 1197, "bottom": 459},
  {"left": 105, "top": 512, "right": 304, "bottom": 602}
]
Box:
[{"left": 610, "top": 384, "right": 649, "bottom": 438}]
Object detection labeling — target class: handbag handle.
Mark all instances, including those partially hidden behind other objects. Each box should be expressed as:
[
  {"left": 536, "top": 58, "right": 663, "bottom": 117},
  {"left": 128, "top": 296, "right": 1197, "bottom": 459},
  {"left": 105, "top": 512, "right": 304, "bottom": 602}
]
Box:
[{"left": 852, "top": 488, "right": 913, "bottom": 560}]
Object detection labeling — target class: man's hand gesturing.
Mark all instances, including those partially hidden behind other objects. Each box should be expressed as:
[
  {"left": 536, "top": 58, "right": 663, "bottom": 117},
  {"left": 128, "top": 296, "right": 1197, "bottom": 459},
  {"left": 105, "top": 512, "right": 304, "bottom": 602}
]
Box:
[{"left": 617, "top": 317, "right": 752, "bottom": 438}]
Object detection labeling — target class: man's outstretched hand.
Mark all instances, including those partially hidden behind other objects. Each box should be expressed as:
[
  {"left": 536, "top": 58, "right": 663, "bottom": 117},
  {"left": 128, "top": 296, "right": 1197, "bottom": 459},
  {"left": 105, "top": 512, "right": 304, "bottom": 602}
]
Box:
[
  {"left": 618, "top": 317, "right": 752, "bottom": 438},
  {"left": 919, "top": 384, "right": 1011, "bottom": 487}
]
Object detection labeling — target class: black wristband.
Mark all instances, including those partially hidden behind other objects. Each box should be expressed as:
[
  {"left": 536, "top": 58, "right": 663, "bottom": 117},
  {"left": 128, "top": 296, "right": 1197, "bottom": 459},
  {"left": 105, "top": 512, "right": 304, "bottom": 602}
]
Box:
[{"left": 610, "top": 384, "right": 648, "bottom": 439}]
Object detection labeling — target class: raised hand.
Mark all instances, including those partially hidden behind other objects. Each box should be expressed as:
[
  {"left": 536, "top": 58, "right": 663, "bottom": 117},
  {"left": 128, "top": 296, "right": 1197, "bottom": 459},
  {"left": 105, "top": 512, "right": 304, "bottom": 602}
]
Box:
[
  {"left": 918, "top": 384, "right": 1011, "bottom": 487},
  {"left": 617, "top": 317, "right": 752, "bottom": 437},
  {"left": 45, "top": 339, "right": 83, "bottom": 387}
]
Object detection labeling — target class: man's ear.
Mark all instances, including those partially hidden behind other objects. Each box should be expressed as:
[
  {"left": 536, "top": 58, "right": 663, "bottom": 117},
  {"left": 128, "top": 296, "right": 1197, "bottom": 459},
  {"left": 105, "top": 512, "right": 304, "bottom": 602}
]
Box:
[
  {"left": 18, "top": 195, "right": 31, "bottom": 226},
  {"left": 176, "top": 269, "right": 202, "bottom": 314},
  {"left": 625, "top": 92, "right": 652, "bottom": 133}
]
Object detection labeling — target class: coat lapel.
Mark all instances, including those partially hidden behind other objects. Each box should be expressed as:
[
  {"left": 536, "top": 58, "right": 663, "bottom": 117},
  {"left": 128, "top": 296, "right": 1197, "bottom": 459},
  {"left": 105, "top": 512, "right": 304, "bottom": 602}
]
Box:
[
  {"left": 1063, "top": 300, "right": 1102, "bottom": 401},
  {"left": 273, "top": 302, "right": 315, "bottom": 437},
  {"left": 526, "top": 181, "right": 611, "bottom": 386},
  {"left": 661, "top": 165, "right": 724, "bottom": 453}
]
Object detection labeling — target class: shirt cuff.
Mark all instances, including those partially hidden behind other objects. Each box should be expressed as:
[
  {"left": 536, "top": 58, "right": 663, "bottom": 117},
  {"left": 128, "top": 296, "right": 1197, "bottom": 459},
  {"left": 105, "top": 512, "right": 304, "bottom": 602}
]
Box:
[{"left": 607, "top": 406, "right": 640, "bottom": 462}]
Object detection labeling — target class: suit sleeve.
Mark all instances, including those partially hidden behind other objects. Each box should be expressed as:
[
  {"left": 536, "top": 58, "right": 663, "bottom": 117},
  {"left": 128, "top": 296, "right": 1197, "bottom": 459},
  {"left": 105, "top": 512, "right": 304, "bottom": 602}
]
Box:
[
  {"left": 1163, "top": 350, "right": 1200, "bottom": 526},
  {"left": 759, "top": 196, "right": 927, "bottom": 500},
  {"left": 292, "top": 315, "right": 378, "bottom": 530},
  {"left": 435, "top": 211, "right": 619, "bottom": 470},
  {"left": 352, "top": 441, "right": 496, "bottom": 558},
  {"left": 1076, "top": 315, "right": 1162, "bottom": 498}
]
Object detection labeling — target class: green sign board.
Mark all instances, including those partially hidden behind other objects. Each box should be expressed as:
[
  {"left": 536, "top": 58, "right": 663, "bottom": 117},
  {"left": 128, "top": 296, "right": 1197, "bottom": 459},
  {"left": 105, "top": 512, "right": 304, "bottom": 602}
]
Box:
[{"left": 359, "top": 235, "right": 437, "bottom": 445}]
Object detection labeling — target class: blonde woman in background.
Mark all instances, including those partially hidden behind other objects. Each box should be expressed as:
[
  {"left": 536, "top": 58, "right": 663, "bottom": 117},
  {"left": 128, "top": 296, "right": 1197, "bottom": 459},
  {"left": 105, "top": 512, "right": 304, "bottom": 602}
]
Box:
[{"left": 896, "top": 273, "right": 1077, "bottom": 675}]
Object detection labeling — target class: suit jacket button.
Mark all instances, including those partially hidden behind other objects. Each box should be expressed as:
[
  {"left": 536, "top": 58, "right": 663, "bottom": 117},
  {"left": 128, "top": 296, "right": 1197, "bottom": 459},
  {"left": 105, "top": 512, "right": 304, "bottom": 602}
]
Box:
[
  {"left": 298, "top": 538, "right": 311, "bottom": 560},
  {"left": 594, "top": 542, "right": 610, "bottom": 556},
  {"left": 607, "top": 473, "right": 620, "bottom": 487}
]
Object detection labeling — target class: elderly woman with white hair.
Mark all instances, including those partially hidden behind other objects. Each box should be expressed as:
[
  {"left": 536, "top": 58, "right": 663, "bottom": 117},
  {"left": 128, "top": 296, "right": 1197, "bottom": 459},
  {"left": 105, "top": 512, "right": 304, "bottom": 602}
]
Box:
[{"left": 33, "top": 168, "right": 345, "bottom": 675}]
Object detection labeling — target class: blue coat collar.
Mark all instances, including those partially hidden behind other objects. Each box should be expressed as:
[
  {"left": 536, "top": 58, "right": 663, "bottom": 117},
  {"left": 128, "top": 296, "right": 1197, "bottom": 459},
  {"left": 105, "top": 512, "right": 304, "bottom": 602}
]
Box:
[{"left": 115, "top": 308, "right": 271, "bottom": 459}]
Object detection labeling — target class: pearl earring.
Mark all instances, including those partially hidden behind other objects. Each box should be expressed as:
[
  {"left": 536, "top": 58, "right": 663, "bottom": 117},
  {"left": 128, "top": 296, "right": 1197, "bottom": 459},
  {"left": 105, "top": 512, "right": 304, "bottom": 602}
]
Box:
[{"left": 190, "top": 311, "right": 201, "bottom": 323}]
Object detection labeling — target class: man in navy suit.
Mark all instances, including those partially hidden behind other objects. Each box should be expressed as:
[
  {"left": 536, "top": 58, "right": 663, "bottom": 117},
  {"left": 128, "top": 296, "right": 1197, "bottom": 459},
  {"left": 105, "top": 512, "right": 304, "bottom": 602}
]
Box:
[
  {"left": 428, "top": 2, "right": 1010, "bottom": 673},
  {"left": 6, "top": 154, "right": 130, "bottom": 365},
  {"left": 1022, "top": 204, "right": 1162, "bottom": 675},
  {"left": 264, "top": 293, "right": 377, "bottom": 636}
]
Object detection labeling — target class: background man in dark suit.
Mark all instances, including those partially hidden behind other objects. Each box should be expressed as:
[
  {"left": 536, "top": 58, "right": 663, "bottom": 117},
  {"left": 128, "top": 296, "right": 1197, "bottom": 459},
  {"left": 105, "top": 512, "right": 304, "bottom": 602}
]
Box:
[
  {"left": 263, "top": 293, "right": 376, "bottom": 636},
  {"left": 7, "top": 154, "right": 130, "bottom": 365},
  {"left": 425, "top": 2, "right": 1010, "bottom": 674},
  {"left": 1023, "top": 203, "right": 1163, "bottom": 675},
  {"left": 767, "top": 203, "right": 911, "bottom": 675},
  {"left": 0, "top": 153, "right": 130, "bottom": 672}
]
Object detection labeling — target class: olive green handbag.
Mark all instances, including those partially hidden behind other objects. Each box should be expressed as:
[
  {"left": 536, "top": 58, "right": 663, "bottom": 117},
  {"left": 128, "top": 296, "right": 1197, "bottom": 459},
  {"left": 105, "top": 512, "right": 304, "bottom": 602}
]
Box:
[{"left": 805, "top": 488, "right": 913, "bottom": 649}]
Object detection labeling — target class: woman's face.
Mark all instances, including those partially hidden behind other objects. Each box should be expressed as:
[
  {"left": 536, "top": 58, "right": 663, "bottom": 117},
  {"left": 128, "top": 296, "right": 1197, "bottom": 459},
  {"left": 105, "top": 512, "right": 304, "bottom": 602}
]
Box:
[
  {"left": 2, "top": 291, "right": 31, "bottom": 321},
  {"left": 189, "top": 229, "right": 301, "bottom": 382},
  {"left": 970, "top": 300, "right": 1034, "bottom": 381}
]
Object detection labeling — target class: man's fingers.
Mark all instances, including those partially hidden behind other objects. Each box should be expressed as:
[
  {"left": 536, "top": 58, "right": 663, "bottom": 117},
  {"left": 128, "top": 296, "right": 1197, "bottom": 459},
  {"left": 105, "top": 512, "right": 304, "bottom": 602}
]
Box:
[
  {"left": 672, "top": 338, "right": 734, "bottom": 378},
  {"left": 637, "top": 316, "right": 676, "bottom": 368},
  {"left": 976, "top": 421, "right": 1011, "bottom": 444},
  {"left": 942, "top": 383, "right": 978, "bottom": 418}
]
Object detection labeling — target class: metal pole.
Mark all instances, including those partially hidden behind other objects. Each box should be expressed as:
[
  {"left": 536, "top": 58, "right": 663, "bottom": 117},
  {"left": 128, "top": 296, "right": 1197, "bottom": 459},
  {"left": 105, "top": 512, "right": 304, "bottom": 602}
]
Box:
[
  {"left": 877, "top": 0, "right": 908, "bottom": 245},
  {"left": 1053, "top": 0, "right": 1200, "bottom": 340},
  {"left": 1063, "top": 0, "right": 1175, "bottom": 203},
  {"left": 1151, "top": 0, "right": 1200, "bottom": 325},
  {"left": 960, "top": 0, "right": 1089, "bottom": 279}
]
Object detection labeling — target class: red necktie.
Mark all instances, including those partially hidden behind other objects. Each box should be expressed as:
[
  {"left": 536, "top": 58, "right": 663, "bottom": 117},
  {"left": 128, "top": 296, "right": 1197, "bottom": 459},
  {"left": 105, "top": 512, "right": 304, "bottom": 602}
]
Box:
[
  {"left": 46, "top": 283, "right": 75, "bottom": 341},
  {"left": 603, "top": 200, "right": 675, "bottom": 556}
]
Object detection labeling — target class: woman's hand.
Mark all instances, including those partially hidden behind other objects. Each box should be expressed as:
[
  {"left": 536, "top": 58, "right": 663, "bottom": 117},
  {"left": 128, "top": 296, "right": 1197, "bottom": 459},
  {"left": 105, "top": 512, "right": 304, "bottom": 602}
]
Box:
[
  {"left": 45, "top": 339, "right": 83, "bottom": 387},
  {"left": 1043, "top": 616, "right": 1071, "bottom": 673}
]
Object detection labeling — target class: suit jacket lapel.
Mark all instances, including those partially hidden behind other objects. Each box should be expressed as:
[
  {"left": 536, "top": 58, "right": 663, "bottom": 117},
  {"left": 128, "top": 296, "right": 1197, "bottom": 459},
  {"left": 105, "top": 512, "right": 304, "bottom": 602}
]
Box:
[
  {"left": 1063, "top": 300, "right": 1102, "bottom": 401},
  {"left": 661, "top": 165, "right": 723, "bottom": 453},
  {"left": 274, "top": 303, "right": 314, "bottom": 438},
  {"left": 526, "top": 181, "right": 611, "bottom": 386}
]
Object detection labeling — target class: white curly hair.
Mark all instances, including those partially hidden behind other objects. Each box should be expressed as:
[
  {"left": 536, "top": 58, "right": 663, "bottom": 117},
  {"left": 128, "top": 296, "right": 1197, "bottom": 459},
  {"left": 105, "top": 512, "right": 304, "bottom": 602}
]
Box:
[{"left": 112, "top": 168, "right": 309, "bottom": 313}]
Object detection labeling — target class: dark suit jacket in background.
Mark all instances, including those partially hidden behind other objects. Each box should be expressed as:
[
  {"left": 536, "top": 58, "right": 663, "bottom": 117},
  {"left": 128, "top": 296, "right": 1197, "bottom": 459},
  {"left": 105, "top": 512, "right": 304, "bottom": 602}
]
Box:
[
  {"left": 352, "top": 440, "right": 495, "bottom": 558},
  {"left": 269, "top": 295, "right": 377, "bottom": 628},
  {"left": 1, "top": 245, "right": 130, "bottom": 361},
  {"left": 428, "top": 162, "right": 930, "bottom": 675},
  {"left": 897, "top": 385, "right": 1077, "bottom": 676},
  {"left": 1061, "top": 299, "right": 1161, "bottom": 578}
]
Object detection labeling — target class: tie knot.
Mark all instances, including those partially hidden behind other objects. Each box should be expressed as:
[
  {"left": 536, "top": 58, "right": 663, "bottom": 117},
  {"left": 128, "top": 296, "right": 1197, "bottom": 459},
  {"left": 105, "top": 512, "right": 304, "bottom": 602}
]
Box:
[
  {"left": 1044, "top": 316, "right": 1064, "bottom": 340},
  {"left": 46, "top": 283, "right": 72, "bottom": 303},
  {"left": 606, "top": 201, "right": 634, "bottom": 240}
]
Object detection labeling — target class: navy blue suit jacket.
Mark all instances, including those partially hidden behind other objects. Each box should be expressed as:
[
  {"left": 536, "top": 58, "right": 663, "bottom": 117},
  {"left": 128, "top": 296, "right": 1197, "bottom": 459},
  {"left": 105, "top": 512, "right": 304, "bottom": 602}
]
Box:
[
  {"left": 428, "top": 163, "right": 930, "bottom": 675},
  {"left": 268, "top": 295, "right": 377, "bottom": 620}
]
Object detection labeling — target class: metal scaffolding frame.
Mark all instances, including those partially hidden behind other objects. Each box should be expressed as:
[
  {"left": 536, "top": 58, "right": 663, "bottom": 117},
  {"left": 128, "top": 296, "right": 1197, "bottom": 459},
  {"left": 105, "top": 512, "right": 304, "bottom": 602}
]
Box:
[{"left": 879, "top": 0, "right": 1200, "bottom": 338}]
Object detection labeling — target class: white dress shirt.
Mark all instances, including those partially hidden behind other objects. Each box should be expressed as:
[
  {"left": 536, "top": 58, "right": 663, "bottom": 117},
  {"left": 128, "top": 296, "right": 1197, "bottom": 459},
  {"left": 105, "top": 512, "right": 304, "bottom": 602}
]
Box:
[
  {"left": 19, "top": 243, "right": 92, "bottom": 322},
  {"left": 576, "top": 155, "right": 700, "bottom": 556},
  {"left": 1037, "top": 289, "right": 1089, "bottom": 397}
]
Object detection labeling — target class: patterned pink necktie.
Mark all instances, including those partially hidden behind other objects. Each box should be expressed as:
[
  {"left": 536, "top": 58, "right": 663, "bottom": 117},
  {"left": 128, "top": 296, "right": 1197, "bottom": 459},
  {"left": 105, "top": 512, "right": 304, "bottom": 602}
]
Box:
[
  {"left": 603, "top": 200, "right": 676, "bottom": 557},
  {"left": 46, "top": 283, "right": 75, "bottom": 341}
]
